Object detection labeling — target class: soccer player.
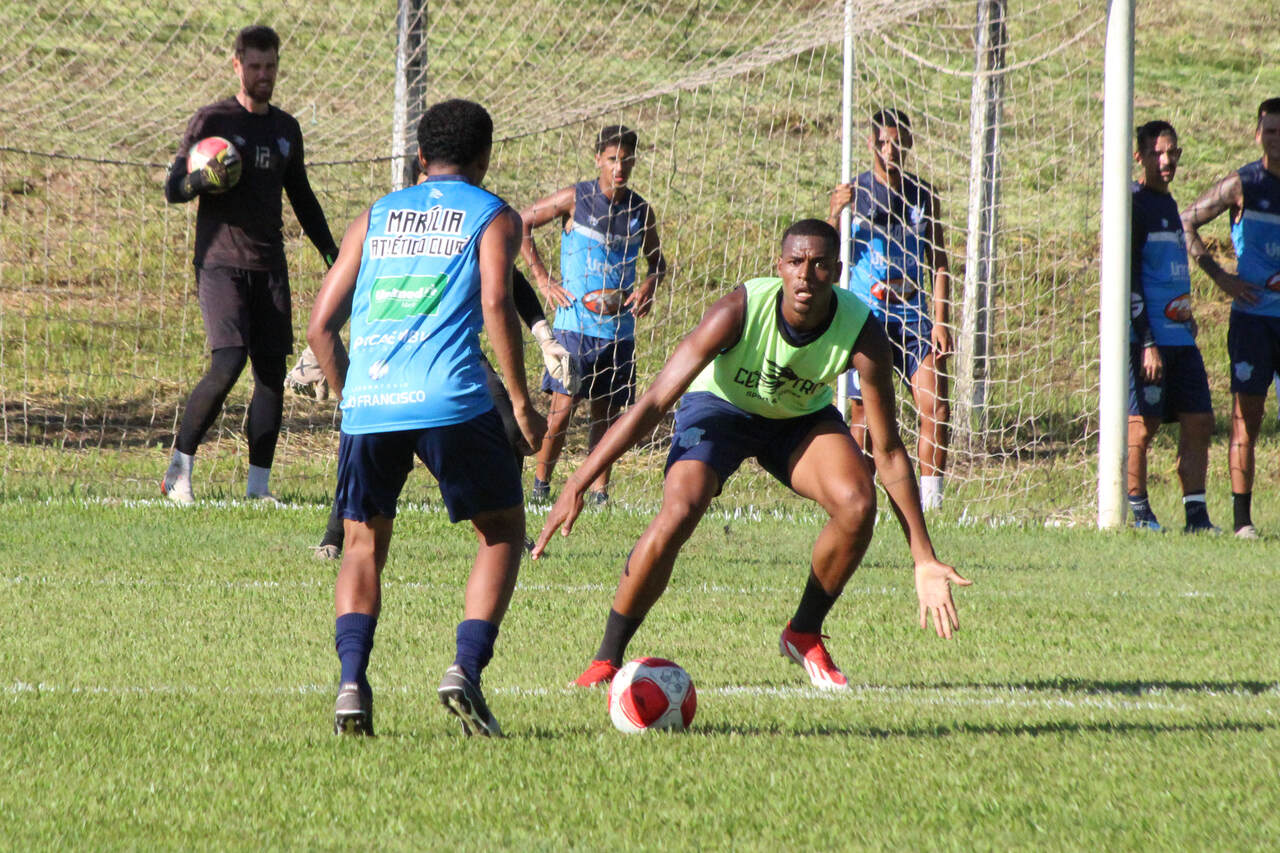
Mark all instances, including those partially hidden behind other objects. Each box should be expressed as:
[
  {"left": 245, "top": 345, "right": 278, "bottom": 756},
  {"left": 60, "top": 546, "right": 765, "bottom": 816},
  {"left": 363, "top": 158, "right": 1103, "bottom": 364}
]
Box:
[
  {"left": 827, "top": 108, "right": 951, "bottom": 510},
  {"left": 307, "top": 99, "right": 547, "bottom": 737},
  {"left": 308, "top": 264, "right": 574, "bottom": 559},
  {"left": 161, "top": 25, "right": 339, "bottom": 503},
  {"left": 532, "top": 219, "right": 970, "bottom": 691},
  {"left": 1181, "top": 98, "right": 1280, "bottom": 539},
  {"left": 305, "top": 160, "right": 576, "bottom": 560},
  {"left": 520, "top": 125, "right": 667, "bottom": 506},
  {"left": 1126, "top": 121, "right": 1218, "bottom": 534}
]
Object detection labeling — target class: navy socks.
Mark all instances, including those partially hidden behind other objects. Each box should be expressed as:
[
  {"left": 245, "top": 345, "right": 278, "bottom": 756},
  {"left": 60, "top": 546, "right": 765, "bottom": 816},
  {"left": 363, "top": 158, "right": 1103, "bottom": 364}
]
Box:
[
  {"left": 335, "top": 612, "right": 377, "bottom": 689},
  {"left": 454, "top": 619, "right": 500, "bottom": 685}
]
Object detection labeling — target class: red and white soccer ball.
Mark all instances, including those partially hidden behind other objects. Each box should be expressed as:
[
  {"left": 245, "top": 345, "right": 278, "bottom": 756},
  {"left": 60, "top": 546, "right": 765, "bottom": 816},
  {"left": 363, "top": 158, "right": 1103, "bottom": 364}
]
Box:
[
  {"left": 608, "top": 657, "right": 697, "bottom": 733},
  {"left": 581, "top": 287, "right": 628, "bottom": 316},
  {"left": 187, "top": 136, "right": 242, "bottom": 193}
]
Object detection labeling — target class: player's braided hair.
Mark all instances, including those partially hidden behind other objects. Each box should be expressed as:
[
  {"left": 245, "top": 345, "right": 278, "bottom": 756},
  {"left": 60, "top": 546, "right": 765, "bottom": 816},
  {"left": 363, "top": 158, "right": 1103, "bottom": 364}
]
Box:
[
  {"left": 234, "top": 25, "right": 280, "bottom": 58},
  {"left": 418, "top": 99, "right": 493, "bottom": 167}
]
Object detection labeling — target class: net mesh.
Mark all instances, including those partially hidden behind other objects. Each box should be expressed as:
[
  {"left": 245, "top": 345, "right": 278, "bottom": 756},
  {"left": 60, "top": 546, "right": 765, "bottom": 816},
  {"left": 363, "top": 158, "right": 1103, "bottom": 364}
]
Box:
[{"left": 0, "top": 0, "right": 1107, "bottom": 519}]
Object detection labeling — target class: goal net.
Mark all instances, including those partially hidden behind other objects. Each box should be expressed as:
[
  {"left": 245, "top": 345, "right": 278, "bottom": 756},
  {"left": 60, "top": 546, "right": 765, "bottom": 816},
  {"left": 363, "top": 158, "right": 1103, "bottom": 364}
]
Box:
[{"left": 0, "top": 0, "right": 1105, "bottom": 520}]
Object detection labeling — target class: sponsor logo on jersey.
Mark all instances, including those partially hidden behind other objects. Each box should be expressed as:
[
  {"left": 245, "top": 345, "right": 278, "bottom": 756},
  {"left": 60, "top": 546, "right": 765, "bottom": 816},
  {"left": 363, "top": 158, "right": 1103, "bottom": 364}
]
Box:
[
  {"left": 368, "top": 359, "right": 390, "bottom": 380},
  {"left": 367, "top": 273, "right": 449, "bottom": 322},
  {"left": 1164, "top": 294, "right": 1193, "bottom": 323},
  {"left": 733, "top": 359, "right": 821, "bottom": 400}
]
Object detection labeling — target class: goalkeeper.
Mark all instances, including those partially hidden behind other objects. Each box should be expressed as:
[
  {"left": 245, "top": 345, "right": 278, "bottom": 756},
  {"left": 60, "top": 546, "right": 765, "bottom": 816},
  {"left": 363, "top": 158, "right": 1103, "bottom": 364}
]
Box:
[{"left": 160, "top": 25, "right": 339, "bottom": 504}]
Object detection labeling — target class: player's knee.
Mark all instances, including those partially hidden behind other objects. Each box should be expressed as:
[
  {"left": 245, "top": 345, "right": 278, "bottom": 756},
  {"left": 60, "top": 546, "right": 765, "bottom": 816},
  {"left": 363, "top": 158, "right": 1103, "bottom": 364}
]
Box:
[
  {"left": 829, "top": 484, "right": 876, "bottom": 535},
  {"left": 473, "top": 505, "right": 526, "bottom": 546},
  {"left": 207, "top": 346, "right": 248, "bottom": 388}
]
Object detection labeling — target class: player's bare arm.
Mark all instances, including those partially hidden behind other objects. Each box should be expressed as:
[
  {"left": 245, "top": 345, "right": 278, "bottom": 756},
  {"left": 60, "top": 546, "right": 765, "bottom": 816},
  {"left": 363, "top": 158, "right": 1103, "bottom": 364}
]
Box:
[
  {"left": 929, "top": 201, "right": 953, "bottom": 359},
  {"left": 850, "top": 320, "right": 970, "bottom": 637},
  {"left": 626, "top": 207, "right": 666, "bottom": 319},
  {"left": 306, "top": 210, "right": 369, "bottom": 398},
  {"left": 532, "top": 287, "right": 747, "bottom": 557},
  {"left": 1181, "top": 172, "right": 1259, "bottom": 305},
  {"left": 519, "top": 185, "right": 576, "bottom": 308},
  {"left": 483, "top": 207, "right": 548, "bottom": 453}
]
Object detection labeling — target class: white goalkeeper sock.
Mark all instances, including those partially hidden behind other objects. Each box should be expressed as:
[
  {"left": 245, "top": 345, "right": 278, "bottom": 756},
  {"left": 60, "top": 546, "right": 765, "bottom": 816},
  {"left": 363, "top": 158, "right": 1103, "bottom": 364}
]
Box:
[
  {"left": 168, "top": 449, "right": 194, "bottom": 480},
  {"left": 246, "top": 465, "right": 271, "bottom": 497},
  {"left": 920, "top": 475, "right": 944, "bottom": 510}
]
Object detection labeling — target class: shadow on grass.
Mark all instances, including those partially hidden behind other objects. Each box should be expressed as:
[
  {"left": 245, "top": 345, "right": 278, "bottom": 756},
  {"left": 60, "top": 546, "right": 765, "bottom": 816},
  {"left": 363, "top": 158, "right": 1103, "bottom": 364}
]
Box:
[
  {"left": 689, "top": 718, "right": 1274, "bottom": 739},
  {"left": 915, "top": 678, "right": 1279, "bottom": 695}
]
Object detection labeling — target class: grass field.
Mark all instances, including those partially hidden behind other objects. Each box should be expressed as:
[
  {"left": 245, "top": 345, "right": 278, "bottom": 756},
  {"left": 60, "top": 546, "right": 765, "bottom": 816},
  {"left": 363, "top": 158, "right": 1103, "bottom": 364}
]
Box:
[
  {"left": 4, "top": 2, "right": 1280, "bottom": 848},
  {"left": 2, "top": 498, "right": 1278, "bottom": 849}
]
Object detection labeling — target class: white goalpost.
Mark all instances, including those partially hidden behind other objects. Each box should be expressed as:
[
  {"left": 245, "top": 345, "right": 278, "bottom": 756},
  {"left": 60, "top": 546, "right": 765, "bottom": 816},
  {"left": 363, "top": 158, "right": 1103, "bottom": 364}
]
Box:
[{"left": 1096, "top": 0, "right": 1136, "bottom": 529}]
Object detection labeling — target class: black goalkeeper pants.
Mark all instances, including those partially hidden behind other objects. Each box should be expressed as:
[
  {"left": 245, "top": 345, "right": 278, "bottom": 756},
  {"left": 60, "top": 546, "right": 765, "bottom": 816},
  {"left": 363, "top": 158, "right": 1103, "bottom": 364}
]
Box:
[{"left": 175, "top": 345, "right": 286, "bottom": 469}]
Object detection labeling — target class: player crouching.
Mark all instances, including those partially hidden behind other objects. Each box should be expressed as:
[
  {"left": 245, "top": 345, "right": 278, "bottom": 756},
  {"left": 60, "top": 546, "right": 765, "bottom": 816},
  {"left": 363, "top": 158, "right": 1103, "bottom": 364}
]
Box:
[{"left": 532, "top": 219, "right": 970, "bottom": 691}]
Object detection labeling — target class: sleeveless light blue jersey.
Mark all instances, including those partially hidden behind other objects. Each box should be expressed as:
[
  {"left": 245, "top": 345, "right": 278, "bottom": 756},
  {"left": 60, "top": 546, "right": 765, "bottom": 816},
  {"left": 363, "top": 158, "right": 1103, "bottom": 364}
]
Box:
[
  {"left": 847, "top": 169, "right": 934, "bottom": 325},
  {"left": 1230, "top": 160, "right": 1280, "bottom": 317},
  {"left": 340, "top": 175, "right": 506, "bottom": 434},
  {"left": 1130, "top": 183, "right": 1194, "bottom": 346},
  {"left": 554, "top": 179, "right": 650, "bottom": 341}
]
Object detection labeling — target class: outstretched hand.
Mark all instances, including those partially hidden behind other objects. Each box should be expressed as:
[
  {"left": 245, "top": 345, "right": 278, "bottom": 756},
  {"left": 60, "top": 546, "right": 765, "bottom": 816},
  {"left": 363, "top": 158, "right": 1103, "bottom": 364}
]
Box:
[
  {"left": 530, "top": 483, "right": 586, "bottom": 559},
  {"left": 914, "top": 558, "right": 971, "bottom": 639}
]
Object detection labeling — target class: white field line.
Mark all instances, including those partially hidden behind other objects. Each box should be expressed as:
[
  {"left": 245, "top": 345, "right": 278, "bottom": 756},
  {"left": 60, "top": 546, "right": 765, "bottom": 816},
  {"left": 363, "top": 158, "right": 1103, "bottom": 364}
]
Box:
[
  {"left": 12, "top": 494, "right": 1079, "bottom": 529},
  {"left": 0, "top": 575, "right": 909, "bottom": 597},
  {"left": 6, "top": 680, "right": 1277, "bottom": 715}
]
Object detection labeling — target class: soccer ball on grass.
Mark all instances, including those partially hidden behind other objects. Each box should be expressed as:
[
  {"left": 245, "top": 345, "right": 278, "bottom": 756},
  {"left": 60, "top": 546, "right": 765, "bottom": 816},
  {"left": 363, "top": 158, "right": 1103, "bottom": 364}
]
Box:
[{"left": 608, "top": 657, "right": 697, "bottom": 733}]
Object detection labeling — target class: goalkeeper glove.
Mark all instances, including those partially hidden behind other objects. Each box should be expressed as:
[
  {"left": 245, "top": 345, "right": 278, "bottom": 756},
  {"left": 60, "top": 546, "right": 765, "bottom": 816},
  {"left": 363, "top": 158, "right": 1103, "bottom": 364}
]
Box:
[
  {"left": 532, "top": 320, "right": 579, "bottom": 395},
  {"left": 181, "top": 158, "right": 233, "bottom": 197}
]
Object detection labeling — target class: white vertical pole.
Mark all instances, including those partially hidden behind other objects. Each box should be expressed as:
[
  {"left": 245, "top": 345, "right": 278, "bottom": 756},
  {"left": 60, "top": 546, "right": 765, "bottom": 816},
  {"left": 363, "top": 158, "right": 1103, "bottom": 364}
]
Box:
[
  {"left": 1097, "top": 0, "right": 1136, "bottom": 529},
  {"left": 392, "top": 0, "right": 427, "bottom": 191},
  {"left": 957, "top": 0, "right": 1006, "bottom": 438},
  {"left": 835, "top": 0, "right": 855, "bottom": 416}
]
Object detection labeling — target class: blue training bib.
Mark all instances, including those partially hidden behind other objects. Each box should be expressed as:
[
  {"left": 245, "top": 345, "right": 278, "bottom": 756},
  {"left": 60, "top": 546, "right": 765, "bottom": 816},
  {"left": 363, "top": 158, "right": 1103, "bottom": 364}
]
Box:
[{"left": 341, "top": 176, "right": 506, "bottom": 434}]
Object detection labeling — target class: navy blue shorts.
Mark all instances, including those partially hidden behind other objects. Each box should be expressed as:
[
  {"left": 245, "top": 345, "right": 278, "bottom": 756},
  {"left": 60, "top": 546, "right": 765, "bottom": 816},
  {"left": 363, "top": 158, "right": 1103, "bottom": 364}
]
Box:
[
  {"left": 845, "top": 313, "right": 933, "bottom": 402},
  {"left": 335, "top": 407, "right": 522, "bottom": 524},
  {"left": 1227, "top": 311, "right": 1280, "bottom": 395},
  {"left": 541, "top": 329, "right": 636, "bottom": 406},
  {"left": 1128, "top": 343, "right": 1212, "bottom": 421},
  {"left": 664, "top": 391, "right": 847, "bottom": 494},
  {"left": 196, "top": 265, "right": 293, "bottom": 355}
]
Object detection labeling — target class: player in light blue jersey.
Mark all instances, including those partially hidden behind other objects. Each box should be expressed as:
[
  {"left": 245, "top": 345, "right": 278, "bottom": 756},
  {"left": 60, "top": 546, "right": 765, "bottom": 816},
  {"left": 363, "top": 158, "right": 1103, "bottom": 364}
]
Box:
[
  {"left": 520, "top": 125, "right": 667, "bottom": 506},
  {"left": 1126, "top": 121, "right": 1217, "bottom": 534},
  {"left": 827, "top": 109, "right": 952, "bottom": 511},
  {"left": 307, "top": 100, "right": 547, "bottom": 737},
  {"left": 1182, "top": 98, "right": 1280, "bottom": 538}
]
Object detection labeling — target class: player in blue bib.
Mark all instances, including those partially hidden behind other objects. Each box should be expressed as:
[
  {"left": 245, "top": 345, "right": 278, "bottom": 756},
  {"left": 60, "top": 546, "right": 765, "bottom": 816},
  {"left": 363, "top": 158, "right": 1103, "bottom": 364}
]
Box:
[
  {"left": 519, "top": 125, "right": 667, "bottom": 506},
  {"left": 827, "top": 109, "right": 952, "bottom": 511},
  {"left": 1126, "top": 121, "right": 1217, "bottom": 534},
  {"left": 1182, "top": 98, "right": 1280, "bottom": 538},
  {"left": 306, "top": 100, "right": 547, "bottom": 738}
]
